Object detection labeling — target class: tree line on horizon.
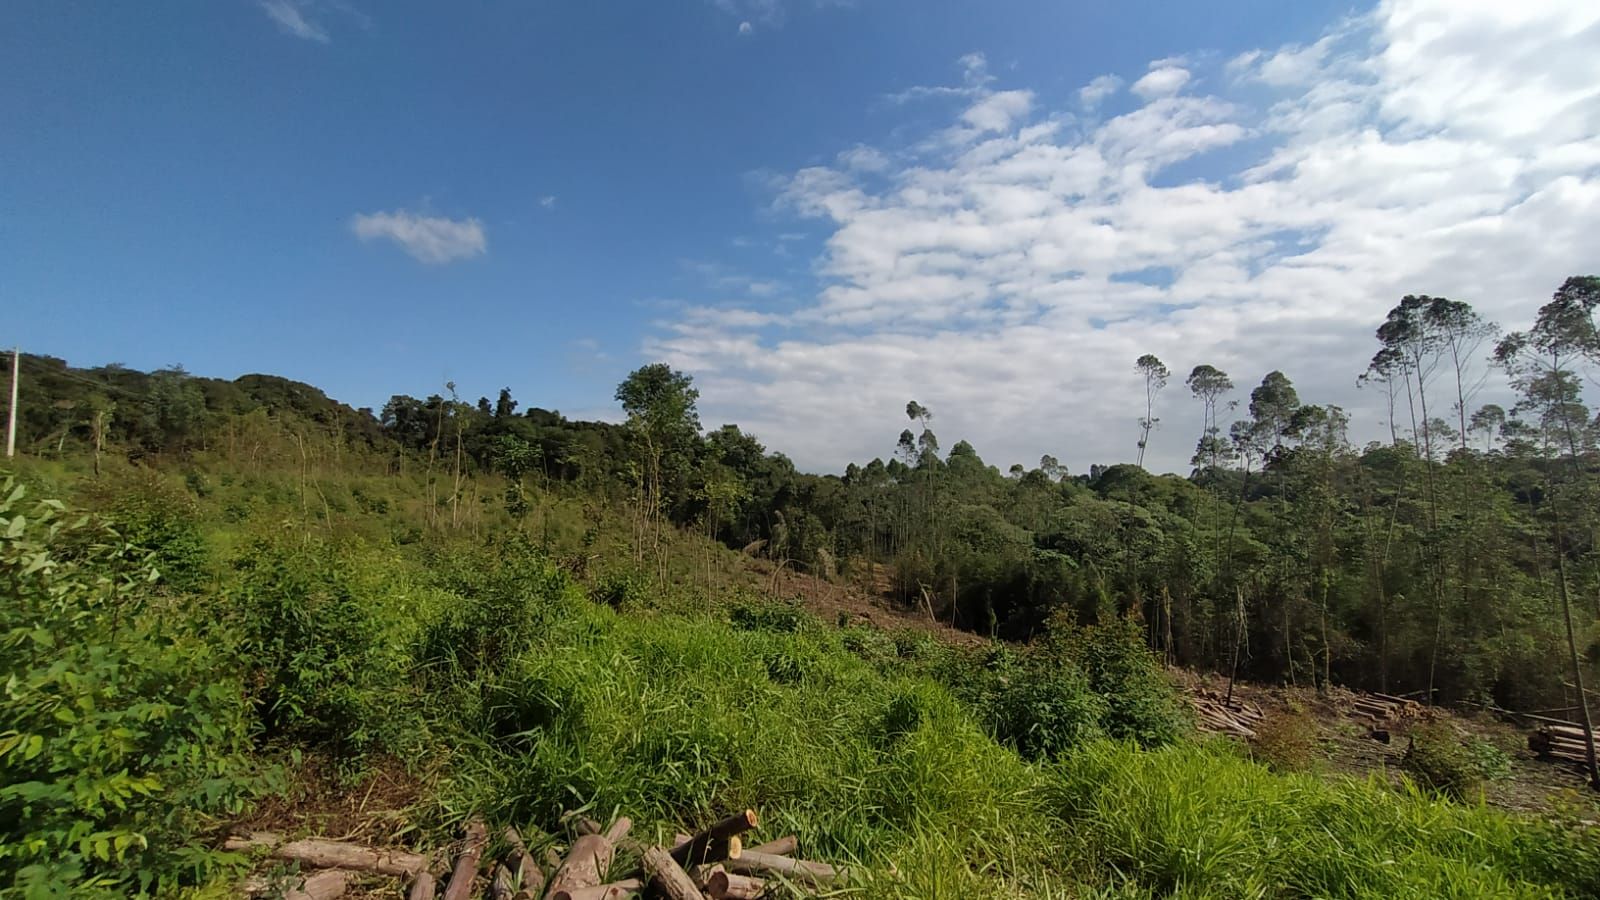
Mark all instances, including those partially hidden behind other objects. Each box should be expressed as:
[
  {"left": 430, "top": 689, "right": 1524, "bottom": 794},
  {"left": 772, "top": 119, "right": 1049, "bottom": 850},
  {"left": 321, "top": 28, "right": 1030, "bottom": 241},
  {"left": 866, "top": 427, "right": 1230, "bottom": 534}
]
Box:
[{"left": 5, "top": 276, "right": 1599, "bottom": 728}]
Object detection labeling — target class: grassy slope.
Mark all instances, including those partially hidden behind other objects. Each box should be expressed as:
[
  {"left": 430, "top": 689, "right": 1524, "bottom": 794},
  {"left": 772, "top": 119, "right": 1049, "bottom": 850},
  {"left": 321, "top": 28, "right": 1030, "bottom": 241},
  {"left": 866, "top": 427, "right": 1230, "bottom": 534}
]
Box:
[{"left": 12, "top": 455, "right": 1600, "bottom": 899}]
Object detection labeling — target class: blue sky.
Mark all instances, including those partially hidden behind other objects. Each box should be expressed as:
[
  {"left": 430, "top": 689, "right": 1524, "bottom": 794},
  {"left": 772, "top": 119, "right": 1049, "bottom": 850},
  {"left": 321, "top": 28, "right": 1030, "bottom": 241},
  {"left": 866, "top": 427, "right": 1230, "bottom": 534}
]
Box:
[{"left": 5, "top": 1, "right": 1598, "bottom": 472}]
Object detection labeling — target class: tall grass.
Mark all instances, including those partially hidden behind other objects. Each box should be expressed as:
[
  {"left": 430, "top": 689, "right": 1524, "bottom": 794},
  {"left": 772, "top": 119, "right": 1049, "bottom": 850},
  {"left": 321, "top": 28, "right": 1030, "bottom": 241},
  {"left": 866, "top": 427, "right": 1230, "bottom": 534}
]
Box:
[{"left": 6, "top": 459, "right": 1599, "bottom": 898}]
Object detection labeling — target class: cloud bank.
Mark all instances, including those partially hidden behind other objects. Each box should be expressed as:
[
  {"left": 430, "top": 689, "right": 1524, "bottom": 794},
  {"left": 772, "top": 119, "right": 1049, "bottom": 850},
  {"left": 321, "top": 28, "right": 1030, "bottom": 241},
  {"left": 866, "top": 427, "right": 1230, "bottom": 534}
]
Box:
[{"left": 653, "top": 0, "right": 1600, "bottom": 474}]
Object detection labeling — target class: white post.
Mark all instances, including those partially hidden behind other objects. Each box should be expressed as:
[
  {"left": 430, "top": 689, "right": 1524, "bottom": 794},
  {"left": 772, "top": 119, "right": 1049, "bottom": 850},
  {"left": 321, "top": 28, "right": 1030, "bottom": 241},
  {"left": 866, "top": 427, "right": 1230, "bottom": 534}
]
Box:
[{"left": 5, "top": 347, "right": 17, "bottom": 458}]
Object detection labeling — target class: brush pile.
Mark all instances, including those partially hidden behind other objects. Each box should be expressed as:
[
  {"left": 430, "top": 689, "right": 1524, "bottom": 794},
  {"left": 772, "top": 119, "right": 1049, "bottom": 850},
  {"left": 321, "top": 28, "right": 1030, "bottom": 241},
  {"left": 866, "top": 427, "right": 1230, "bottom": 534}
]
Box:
[
  {"left": 1191, "top": 689, "right": 1265, "bottom": 738},
  {"left": 231, "top": 808, "right": 846, "bottom": 899}
]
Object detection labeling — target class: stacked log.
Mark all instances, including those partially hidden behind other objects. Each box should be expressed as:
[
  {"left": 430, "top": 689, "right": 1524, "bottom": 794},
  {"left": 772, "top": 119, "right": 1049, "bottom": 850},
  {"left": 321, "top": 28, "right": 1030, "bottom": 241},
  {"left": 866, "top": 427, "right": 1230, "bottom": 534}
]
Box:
[
  {"left": 1190, "top": 690, "right": 1264, "bottom": 738},
  {"left": 1348, "top": 692, "right": 1425, "bottom": 723},
  {"left": 1530, "top": 724, "right": 1597, "bottom": 764},
  {"left": 233, "top": 807, "right": 845, "bottom": 899}
]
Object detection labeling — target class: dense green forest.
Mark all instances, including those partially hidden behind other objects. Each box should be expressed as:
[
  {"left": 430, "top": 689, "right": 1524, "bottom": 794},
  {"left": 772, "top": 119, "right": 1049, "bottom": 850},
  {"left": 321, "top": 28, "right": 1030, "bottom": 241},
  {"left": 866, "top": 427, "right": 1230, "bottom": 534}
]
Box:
[{"left": 3, "top": 275, "right": 1600, "bottom": 897}]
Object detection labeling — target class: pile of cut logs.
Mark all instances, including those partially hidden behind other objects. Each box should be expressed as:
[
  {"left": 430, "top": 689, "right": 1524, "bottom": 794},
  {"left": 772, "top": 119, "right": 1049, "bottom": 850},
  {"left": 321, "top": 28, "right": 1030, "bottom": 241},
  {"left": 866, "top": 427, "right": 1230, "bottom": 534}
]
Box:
[
  {"left": 1529, "top": 723, "right": 1598, "bottom": 765},
  {"left": 231, "top": 807, "right": 844, "bottom": 900},
  {"left": 1191, "top": 690, "right": 1265, "bottom": 738},
  {"left": 1345, "top": 692, "right": 1425, "bottom": 723}
]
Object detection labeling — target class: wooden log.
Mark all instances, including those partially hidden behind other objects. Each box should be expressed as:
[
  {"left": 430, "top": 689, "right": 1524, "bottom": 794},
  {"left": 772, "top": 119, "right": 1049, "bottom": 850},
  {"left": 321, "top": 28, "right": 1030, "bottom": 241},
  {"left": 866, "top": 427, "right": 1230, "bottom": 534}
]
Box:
[
  {"left": 629, "top": 842, "right": 707, "bottom": 900},
  {"left": 288, "top": 869, "right": 350, "bottom": 900},
  {"left": 442, "top": 817, "right": 487, "bottom": 900},
  {"left": 407, "top": 871, "right": 437, "bottom": 900},
  {"left": 244, "top": 868, "right": 351, "bottom": 900},
  {"left": 545, "top": 834, "right": 617, "bottom": 896},
  {"left": 225, "top": 833, "right": 429, "bottom": 877},
  {"left": 746, "top": 835, "right": 797, "bottom": 856},
  {"left": 501, "top": 827, "right": 544, "bottom": 896},
  {"left": 490, "top": 864, "right": 515, "bottom": 900},
  {"left": 549, "top": 877, "right": 645, "bottom": 900},
  {"left": 575, "top": 817, "right": 603, "bottom": 837},
  {"left": 603, "top": 818, "right": 634, "bottom": 844},
  {"left": 702, "top": 866, "right": 766, "bottom": 900},
  {"left": 671, "top": 811, "right": 758, "bottom": 868},
  {"left": 722, "top": 850, "right": 839, "bottom": 885}
]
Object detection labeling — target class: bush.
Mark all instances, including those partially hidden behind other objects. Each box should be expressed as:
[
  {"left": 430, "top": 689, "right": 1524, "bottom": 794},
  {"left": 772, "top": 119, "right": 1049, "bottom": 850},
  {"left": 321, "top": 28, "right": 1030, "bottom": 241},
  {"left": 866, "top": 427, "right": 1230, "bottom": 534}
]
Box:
[
  {"left": 1048, "top": 616, "right": 1190, "bottom": 747},
  {"left": 936, "top": 644, "right": 1106, "bottom": 759},
  {"left": 418, "top": 538, "right": 583, "bottom": 680},
  {"left": 85, "top": 471, "right": 210, "bottom": 593},
  {"left": 728, "top": 597, "right": 809, "bottom": 633},
  {"left": 227, "top": 538, "right": 402, "bottom": 754},
  {"left": 0, "top": 478, "right": 259, "bottom": 896},
  {"left": 1250, "top": 704, "right": 1320, "bottom": 771},
  {"left": 1404, "top": 722, "right": 1492, "bottom": 799}
]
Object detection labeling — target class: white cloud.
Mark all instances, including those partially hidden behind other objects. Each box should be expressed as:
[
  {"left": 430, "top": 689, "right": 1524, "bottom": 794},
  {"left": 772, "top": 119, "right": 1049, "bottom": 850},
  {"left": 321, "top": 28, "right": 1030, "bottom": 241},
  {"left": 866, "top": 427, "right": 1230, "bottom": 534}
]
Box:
[
  {"left": 350, "top": 210, "right": 487, "bottom": 264},
  {"left": 652, "top": 0, "right": 1600, "bottom": 474},
  {"left": 539, "top": 195, "right": 558, "bottom": 209},
  {"left": 1079, "top": 74, "right": 1123, "bottom": 109},
  {"left": 739, "top": 21, "right": 754, "bottom": 34},
  {"left": 260, "top": 0, "right": 329, "bottom": 43},
  {"left": 1131, "top": 65, "right": 1192, "bottom": 98}
]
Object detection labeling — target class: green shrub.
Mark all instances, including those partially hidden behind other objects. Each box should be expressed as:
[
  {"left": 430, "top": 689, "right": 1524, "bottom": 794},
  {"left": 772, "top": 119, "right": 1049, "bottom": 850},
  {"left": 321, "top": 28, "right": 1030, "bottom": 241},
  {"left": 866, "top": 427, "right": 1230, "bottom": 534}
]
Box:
[
  {"left": 418, "top": 538, "right": 583, "bottom": 680},
  {"left": 85, "top": 471, "right": 210, "bottom": 593},
  {"left": 1049, "top": 616, "right": 1190, "bottom": 747},
  {"left": 590, "top": 568, "right": 649, "bottom": 608},
  {"left": 0, "top": 478, "right": 259, "bottom": 897},
  {"left": 227, "top": 538, "right": 402, "bottom": 754},
  {"left": 1403, "top": 722, "right": 1489, "bottom": 799},
  {"left": 1250, "top": 704, "right": 1320, "bottom": 771},
  {"left": 728, "top": 597, "right": 808, "bottom": 633}
]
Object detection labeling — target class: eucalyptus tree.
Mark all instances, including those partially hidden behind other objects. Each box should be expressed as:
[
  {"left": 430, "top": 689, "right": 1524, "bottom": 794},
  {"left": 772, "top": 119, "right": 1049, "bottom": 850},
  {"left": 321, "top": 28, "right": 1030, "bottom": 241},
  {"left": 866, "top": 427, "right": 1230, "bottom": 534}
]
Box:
[
  {"left": 1135, "top": 354, "right": 1171, "bottom": 470},
  {"left": 1469, "top": 404, "right": 1506, "bottom": 453},
  {"left": 1494, "top": 276, "right": 1600, "bottom": 788},
  {"left": 1186, "top": 364, "right": 1234, "bottom": 477},
  {"left": 1425, "top": 298, "right": 1496, "bottom": 453}
]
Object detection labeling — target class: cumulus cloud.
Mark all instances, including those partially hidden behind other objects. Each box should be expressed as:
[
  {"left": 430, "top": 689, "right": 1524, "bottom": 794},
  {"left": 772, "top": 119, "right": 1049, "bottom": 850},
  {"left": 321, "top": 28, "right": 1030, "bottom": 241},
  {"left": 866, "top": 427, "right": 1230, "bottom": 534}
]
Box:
[
  {"left": 350, "top": 210, "right": 487, "bottom": 264},
  {"left": 260, "top": 0, "right": 329, "bottom": 42},
  {"left": 1130, "top": 64, "right": 1192, "bottom": 98},
  {"left": 652, "top": 0, "right": 1600, "bottom": 474},
  {"left": 1079, "top": 74, "right": 1123, "bottom": 109}
]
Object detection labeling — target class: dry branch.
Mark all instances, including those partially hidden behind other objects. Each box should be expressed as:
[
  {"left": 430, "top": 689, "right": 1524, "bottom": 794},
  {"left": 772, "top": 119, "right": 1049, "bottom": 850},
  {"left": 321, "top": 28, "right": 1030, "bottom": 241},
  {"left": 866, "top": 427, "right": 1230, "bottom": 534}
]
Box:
[
  {"left": 244, "top": 868, "right": 352, "bottom": 900},
  {"left": 746, "top": 835, "right": 797, "bottom": 856},
  {"left": 406, "top": 871, "right": 437, "bottom": 900},
  {"left": 549, "top": 877, "right": 645, "bottom": 900},
  {"left": 545, "top": 834, "right": 618, "bottom": 896},
  {"left": 603, "top": 817, "right": 634, "bottom": 844},
  {"left": 701, "top": 865, "right": 767, "bottom": 900},
  {"left": 723, "top": 850, "right": 840, "bottom": 885},
  {"left": 501, "top": 826, "right": 545, "bottom": 897},
  {"left": 627, "top": 841, "right": 706, "bottom": 900},
  {"left": 225, "top": 833, "right": 429, "bottom": 877}
]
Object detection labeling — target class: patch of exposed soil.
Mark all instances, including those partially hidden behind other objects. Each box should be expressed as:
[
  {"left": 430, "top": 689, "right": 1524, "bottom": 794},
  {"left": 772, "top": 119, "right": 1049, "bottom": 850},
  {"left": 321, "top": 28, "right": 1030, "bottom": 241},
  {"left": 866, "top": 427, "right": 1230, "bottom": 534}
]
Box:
[
  {"left": 237, "top": 753, "right": 430, "bottom": 847},
  {"left": 745, "top": 557, "right": 986, "bottom": 646}
]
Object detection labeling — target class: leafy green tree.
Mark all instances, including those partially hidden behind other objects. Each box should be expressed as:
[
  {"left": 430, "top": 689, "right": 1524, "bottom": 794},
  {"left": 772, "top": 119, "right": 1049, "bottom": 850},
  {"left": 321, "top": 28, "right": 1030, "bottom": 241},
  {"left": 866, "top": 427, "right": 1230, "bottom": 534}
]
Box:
[{"left": 616, "top": 364, "right": 701, "bottom": 573}]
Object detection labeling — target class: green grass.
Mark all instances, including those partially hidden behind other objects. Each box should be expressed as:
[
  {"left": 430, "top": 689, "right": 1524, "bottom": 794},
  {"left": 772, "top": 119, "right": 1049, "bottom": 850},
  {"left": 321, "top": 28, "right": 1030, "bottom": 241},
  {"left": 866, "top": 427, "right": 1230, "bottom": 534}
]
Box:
[{"left": 6, "top": 456, "right": 1600, "bottom": 898}]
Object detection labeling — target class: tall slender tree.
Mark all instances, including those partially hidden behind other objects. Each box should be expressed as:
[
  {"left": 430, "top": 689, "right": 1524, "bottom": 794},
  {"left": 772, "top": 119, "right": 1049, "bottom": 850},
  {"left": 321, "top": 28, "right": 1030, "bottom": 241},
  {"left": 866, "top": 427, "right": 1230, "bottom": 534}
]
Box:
[
  {"left": 1494, "top": 275, "right": 1600, "bottom": 789},
  {"left": 1135, "top": 355, "right": 1171, "bottom": 470}
]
